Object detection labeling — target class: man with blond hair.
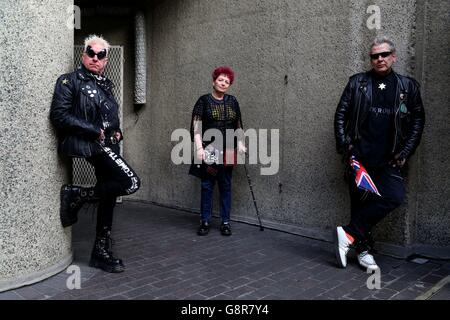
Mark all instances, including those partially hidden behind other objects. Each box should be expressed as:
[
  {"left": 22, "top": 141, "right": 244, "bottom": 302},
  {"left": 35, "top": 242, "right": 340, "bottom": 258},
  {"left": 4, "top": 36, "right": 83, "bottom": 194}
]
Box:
[
  {"left": 50, "top": 35, "right": 140, "bottom": 273},
  {"left": 334, "top": 36, "right": 425, "bottom": 271}
]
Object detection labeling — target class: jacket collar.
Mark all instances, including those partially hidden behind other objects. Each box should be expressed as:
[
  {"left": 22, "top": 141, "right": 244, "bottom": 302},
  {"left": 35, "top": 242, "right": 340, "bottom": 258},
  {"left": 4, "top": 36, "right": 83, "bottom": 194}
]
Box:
[
  {"left": 357, "top": 71, "right": 372, "bottom": 100},
  {"left": 76, "top": 64, "right": 92, "bottom": 81},
  {"left": 358, "top": 69, "right": 399, "bottom": 98},
  {"left": 76, "top": 64, "right": 114, "bottom": 90}
]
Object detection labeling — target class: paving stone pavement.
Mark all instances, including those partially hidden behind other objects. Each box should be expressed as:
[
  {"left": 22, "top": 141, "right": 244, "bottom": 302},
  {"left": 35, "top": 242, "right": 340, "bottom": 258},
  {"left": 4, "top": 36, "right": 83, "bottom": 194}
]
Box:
[{"left": 1, "top": 201, "right": 449, "bottom": 301}]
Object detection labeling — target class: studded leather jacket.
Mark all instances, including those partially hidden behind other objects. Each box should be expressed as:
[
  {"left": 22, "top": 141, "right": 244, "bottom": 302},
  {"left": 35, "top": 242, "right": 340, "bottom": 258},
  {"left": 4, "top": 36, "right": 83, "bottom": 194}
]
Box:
[
  {"left": 50, "top": 65, "right": 122, "bottom": 158},
  {"left": 334, "top": 70, "right": 425, "bottom": 160}
]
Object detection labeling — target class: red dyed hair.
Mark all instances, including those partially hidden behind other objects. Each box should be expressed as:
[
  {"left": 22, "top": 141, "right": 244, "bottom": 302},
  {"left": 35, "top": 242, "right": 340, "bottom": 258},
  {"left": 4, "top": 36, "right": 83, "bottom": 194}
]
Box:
[{"left": 212, "top": 66, "right": 235, "bottom": 84}]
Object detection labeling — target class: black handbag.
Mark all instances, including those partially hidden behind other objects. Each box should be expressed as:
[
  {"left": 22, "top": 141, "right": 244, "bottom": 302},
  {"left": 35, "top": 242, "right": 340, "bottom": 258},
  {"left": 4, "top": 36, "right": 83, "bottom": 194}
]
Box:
[
  {"left": 189, "top": 144, "right": 220, "bottom": 179},
  {"left": 189, "top": 162, "right": 219, "bottom": 179}
]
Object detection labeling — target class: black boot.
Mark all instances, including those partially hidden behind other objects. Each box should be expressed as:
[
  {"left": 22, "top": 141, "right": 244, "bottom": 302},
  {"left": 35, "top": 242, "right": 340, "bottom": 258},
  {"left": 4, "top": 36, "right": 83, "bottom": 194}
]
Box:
[
  {"left": 197, "top": 221, "right": 210, "bottom": 236},
  {"left": 60, "top": 184, "right": 98, "bottom": 227},
  {"left": 89, "top": 227, "right": 125, "bottom": 273},
  {"left": 220, "top": 222, "right": 232, "bottom": 236}
]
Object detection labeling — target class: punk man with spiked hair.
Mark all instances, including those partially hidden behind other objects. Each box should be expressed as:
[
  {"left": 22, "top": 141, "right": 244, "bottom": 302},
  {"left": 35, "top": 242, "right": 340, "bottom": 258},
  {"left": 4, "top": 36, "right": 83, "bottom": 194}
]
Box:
[
  {"left": 50, "top": 35, "right": 140, "bottom": 273},
  {"left": 334, "top": 36, "right": 425, "bottom": 271}
]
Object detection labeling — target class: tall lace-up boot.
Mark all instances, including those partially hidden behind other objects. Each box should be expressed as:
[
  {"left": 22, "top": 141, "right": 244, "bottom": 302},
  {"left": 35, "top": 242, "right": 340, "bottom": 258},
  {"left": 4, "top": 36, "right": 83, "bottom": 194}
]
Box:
[
  {"left": 89, "top": 227, "right": 125, "bottom": 273},
  {"left": 60, "top": 184, "right": 98, "bottom": 227}
]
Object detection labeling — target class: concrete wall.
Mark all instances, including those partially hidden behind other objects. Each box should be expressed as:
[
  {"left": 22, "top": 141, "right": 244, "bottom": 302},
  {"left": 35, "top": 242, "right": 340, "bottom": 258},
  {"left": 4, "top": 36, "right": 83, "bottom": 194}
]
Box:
[
  {"left": 414, "top": 0, "right": 450, "bottom": 251},
  {"left": 0, "top": 0, "right": 73, "bottom": 291},
  {"left": 74, "top": 6, "right": 136, "bottom": 159},
  {"left": 0, "top": 0, "right": 444, "bottom": 292},
  {"left": 74, "top": 0, "right": 449, "bottom": 257}
]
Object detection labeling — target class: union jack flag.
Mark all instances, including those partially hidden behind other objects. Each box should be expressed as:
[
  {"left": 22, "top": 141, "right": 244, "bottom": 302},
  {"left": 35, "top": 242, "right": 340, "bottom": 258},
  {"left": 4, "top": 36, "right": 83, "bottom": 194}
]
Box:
[{"left": 349, "top": 155, "right": 381, "bottom": 196}]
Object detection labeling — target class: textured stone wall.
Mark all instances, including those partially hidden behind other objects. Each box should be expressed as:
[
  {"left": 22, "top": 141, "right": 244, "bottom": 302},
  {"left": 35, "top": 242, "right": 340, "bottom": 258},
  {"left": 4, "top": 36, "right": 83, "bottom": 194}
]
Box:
[
  {"left": 71, "top": 0, "right": 449, "bottom": 257},
  {"left": 0, "top": 0, "right": 73, "bottom": 291},
  {"left": 415, "top": 0, "right": 450, "bottom": 250},
  {"left": 123, "top": 0, "right": 449, "bottom": 255}
]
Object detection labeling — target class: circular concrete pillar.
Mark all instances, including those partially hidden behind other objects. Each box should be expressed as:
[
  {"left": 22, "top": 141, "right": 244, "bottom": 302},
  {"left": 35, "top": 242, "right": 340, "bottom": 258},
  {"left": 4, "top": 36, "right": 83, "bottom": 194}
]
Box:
[{"left": 0, "top": 0, "right": 74, "bottom": 291}]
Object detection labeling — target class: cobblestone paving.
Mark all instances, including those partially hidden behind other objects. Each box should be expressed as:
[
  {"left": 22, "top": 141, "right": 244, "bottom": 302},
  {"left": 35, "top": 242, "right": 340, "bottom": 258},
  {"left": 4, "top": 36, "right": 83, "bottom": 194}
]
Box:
[{"left": 1, "top": 202, "right": 449, "bottom": 300}]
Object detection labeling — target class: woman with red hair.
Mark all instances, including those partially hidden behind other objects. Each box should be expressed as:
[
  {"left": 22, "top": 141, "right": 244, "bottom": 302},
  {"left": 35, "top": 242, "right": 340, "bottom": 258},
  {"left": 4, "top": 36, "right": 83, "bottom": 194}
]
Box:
[{"left": 189, "top": 66, "right": 246, "bottom": 236}]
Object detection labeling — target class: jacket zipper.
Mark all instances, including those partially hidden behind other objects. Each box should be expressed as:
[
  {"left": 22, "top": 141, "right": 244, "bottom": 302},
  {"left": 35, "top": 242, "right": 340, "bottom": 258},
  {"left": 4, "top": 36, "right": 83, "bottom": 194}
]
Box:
[
  {"left": 355, "top": 81, "right": 367, "bottom": 141},
  {"left": 392, "top": 77, "right": 401, "bottom": 153},
  {"left": 354, "top": 91, "right": 361, "bottom": 141},
  {"left": 84, "top": 100, "right": 88, "bottom": 120}
]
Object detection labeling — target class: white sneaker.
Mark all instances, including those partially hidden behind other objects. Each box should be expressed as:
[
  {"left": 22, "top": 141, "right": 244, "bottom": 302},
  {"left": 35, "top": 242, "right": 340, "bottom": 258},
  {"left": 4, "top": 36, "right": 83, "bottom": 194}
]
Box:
[
  {"left": 357, "top": 251, "right": 379, "bottom": 270},
  {"left": 334, "top": 226, "right": 355, "bottom": 268}
]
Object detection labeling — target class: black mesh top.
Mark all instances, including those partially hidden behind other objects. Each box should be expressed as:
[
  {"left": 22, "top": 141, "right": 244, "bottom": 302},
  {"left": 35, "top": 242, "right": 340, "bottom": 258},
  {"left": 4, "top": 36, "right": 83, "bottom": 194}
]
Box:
[{"left": 190, "top": 94, "right": 243, "bottom": 149}]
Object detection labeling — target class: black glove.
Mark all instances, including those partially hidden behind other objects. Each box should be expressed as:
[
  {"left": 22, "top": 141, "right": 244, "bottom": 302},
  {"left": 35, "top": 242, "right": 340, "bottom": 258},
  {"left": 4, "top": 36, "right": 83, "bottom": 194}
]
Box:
[
  {"left": 343, "top": 144, "right": 354, "bottom": 183},
  {"left": 342, "top": 144, "right": 354, "bottom": 162},
  {"left": 389, "top": 153, "right": 406, "bottom": 168}
]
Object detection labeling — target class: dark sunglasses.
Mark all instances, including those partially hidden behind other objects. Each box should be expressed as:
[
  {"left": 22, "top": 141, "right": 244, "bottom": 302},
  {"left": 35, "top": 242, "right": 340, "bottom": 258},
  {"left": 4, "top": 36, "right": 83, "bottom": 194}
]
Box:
[
  {"left": 370, "top": 51, "right": 392, "bottom": 60},
  {"left": 85, "top": 46, "right": 107, "bottom": 60}
]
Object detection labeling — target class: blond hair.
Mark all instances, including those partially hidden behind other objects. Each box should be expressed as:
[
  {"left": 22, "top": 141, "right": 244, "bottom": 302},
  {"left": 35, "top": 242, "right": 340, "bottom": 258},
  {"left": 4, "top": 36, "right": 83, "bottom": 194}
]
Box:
[
  {"left": 370, "top": 36, "right": 396, "bottom": 53},
  {"left": 84, "top": 34, "right": 110, "bottom": 53}
]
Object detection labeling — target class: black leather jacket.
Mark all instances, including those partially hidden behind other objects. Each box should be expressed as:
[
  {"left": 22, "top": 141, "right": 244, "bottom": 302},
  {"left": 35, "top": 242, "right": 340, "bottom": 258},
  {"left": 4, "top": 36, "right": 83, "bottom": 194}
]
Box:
[
  {"left": 50, "top": 65, "right": 122, "bottom": 158},
  {"left": 334, "top": 70, "right": 425, "bottom": 160}
]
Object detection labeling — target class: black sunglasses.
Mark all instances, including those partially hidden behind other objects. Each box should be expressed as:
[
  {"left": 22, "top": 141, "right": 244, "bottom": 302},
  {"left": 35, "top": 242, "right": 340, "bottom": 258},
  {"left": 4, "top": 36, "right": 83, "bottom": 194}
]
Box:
[
  {"left": 370, "top": 51, "right": 392, "bottom": 60},
  {"left": 85, "top": 46, "right": 107, "bottom": 60}
]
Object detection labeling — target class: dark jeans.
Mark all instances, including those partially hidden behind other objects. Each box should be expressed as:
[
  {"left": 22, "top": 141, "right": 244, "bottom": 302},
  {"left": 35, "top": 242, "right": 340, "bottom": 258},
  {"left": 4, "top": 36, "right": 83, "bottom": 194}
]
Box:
[
  {"left": 86, "top": 145, "right": 140, "bottom": 233},
  {"left": 200, "top": 166, "right": 233, "bottom": 224},
  {"left": 344, "top": 165, "right": 405, "bottom": 252}
]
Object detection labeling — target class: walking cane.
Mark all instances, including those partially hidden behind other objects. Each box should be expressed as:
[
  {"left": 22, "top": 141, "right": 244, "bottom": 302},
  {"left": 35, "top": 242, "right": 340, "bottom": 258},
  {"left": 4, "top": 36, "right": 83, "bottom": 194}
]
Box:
[{"left": 243, "top": 158, "right": 264, "bottom": 231}]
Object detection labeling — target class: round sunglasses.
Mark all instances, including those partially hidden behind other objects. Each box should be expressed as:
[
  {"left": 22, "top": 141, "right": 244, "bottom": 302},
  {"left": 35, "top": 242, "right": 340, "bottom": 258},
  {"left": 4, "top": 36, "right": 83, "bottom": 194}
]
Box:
[
  {"left": 370, "top": 51, "right": 392, "bottom": 60},
  {"left": 85, "top": 45, "right": 107, "bottom": 60}
]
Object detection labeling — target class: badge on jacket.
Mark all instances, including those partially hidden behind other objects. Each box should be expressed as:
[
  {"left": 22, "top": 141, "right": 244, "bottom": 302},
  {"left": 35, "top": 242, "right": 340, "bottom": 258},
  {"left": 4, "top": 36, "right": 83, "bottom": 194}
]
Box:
[{"left": 399, "top": 102, "right": 408, "bottom": 113}]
